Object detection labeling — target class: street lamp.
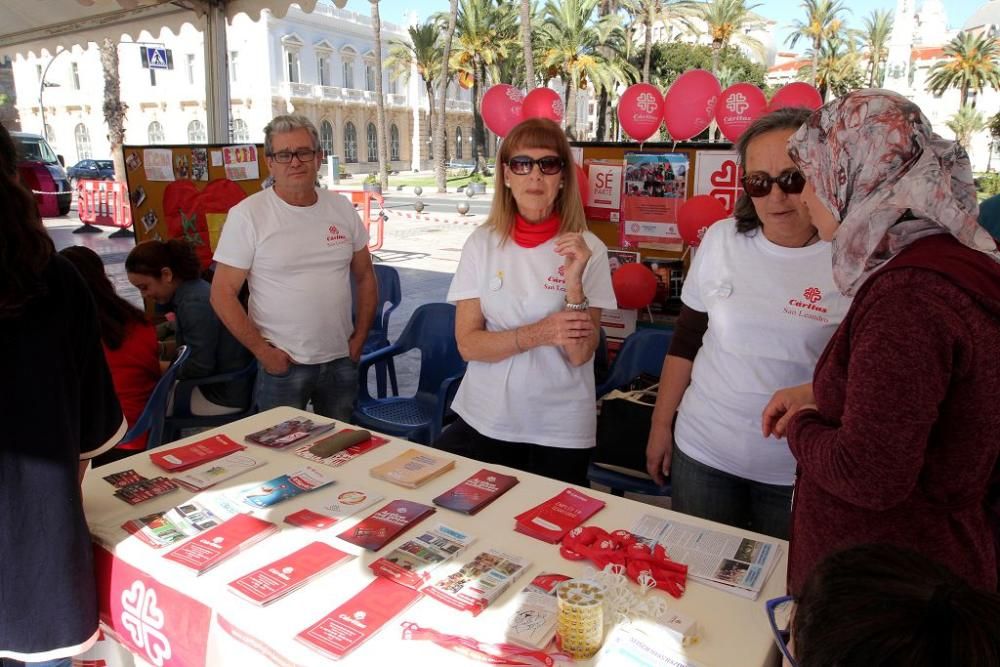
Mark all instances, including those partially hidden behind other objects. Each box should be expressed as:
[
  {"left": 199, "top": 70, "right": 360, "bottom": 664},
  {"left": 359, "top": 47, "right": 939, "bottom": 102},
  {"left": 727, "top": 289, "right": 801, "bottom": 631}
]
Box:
[{"left": 39, "top": 47, "right": 67, "bottom": 140}]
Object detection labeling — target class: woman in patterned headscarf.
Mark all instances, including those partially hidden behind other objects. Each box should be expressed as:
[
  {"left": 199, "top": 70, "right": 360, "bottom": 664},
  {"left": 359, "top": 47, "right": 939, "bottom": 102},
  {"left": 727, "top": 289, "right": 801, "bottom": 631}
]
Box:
[{"left": 761, "top": 89, "right": 1000, "bottom": 595}]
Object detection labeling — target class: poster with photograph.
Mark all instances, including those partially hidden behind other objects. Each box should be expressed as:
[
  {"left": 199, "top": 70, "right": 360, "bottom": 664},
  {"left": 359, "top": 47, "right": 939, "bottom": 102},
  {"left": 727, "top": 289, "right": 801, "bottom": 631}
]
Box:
[
  {"left": 584, "top": 160, "right": 623, "bottom": 223},
  {"left": 641, "top": 257, "right": 685, "bottom": 316},
  {"left": 620, "top": 153, "right": 688, "bottom": 249},
  {"left": 143, "top": 149, "right": 175, "bottom": 182},
  {"left": 694, "top": 150, "right": 743, "bottom": 217},
  {"left": 191, "top": 148, "right": 209, "bottom": 181}
]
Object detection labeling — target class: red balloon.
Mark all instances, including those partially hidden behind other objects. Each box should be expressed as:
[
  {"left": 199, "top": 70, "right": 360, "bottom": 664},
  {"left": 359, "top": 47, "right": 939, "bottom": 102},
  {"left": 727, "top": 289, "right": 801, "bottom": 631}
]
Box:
[
  {"left": 575, "top": 163, "right": 588, "bottom": 206},
  {"left": 522, "top": 87, "right": 564, "bottom": 122},
  {"left": 678, "top": 195, "right": 728, "bottom": 247},
  {"left": 617, "top": 83, "right": 664, "bottom": 142},
  {"left": 612, "top": 263, "right": 658, "bottom": 309},
  {"left": 481, "top": 84, "right": 525, "bottom": 138},
  {"left": 663, "top": 69, "right": 721, "bottom": 141},
  {"left": 715, "top": 83, "right": 768, "bottom": 143},
  {"left": 768, "top": 82, "right": 823, "bottom": 112}
]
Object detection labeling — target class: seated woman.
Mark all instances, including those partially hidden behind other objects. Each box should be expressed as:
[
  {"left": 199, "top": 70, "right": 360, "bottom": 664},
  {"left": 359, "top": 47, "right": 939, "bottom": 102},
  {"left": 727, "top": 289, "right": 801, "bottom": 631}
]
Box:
[
  {"left": 434, "top": 117, "right": 616, "bottom": 486},
  {"left": 764, "top": 89, "right": 1000, "bottom": 594},
  {"left": 125, "top": 239, "right": 253, "bottom": 415},
  {"left": 59, "top": 246, "right": 159, "bottom": 462},
  {"left": 644, "top": 108, "right": 852, "bottom": 539}
]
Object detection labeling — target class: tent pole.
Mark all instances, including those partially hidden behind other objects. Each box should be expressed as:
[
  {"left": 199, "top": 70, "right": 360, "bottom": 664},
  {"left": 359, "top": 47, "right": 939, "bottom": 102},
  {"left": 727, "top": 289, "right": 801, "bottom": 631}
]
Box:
[{"left": 203, "top": 0, "right": 230, "bottom": 143}]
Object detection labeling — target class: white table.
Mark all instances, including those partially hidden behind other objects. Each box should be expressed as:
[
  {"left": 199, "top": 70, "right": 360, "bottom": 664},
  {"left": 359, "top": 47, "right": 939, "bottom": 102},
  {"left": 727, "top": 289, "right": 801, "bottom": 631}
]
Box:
[{"left": 83, "top": 407, "right": 786, "bottom": 667}]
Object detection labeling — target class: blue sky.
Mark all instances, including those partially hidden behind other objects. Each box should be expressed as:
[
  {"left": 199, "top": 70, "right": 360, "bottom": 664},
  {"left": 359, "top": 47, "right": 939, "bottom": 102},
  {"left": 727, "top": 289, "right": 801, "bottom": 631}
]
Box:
[{"left": 344, "top": 0, "right": 987, "bottom": 54}]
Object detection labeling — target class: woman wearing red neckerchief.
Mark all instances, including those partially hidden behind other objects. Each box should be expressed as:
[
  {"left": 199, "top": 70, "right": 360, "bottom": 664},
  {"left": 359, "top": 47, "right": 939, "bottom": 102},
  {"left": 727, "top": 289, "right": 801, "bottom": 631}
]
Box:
[{"left": 434, "top": 118, "right": 616, "bottom": 486}]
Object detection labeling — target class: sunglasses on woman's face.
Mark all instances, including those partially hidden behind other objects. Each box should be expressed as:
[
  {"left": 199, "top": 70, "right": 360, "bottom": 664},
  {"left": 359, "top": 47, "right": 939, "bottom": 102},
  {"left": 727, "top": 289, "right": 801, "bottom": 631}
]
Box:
[
  {"left": 741, "top": 170, "right": 806, "bottom": 198},
  {"left": 507, "top": 155, "right": 565, "bottom": 176}
]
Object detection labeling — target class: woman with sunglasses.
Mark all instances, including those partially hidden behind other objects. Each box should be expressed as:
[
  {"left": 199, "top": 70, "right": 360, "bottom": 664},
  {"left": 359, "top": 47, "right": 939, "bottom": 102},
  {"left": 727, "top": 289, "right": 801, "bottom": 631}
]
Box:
[
  {"left": 645, "top": 107, "right": 852, "bottom": 539},
  {"left": 763, "top": 90, "right": 1000, "bottom": 595},
  {"left": 434, "top": 118, "right": 616, "bottom": 486}
]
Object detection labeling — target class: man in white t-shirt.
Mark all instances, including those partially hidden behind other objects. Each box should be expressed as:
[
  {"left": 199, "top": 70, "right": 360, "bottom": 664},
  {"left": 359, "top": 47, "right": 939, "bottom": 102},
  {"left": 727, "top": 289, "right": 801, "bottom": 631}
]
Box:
[{"left": 210, "top": 115, "right": 377, "bottom": 420}]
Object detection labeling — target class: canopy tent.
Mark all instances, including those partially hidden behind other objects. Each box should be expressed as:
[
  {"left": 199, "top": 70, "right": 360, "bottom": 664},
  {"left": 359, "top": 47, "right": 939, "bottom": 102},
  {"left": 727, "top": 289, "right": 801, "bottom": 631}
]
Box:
[{"left": 0, "top": 0, "right": 348, "bottom": 141}]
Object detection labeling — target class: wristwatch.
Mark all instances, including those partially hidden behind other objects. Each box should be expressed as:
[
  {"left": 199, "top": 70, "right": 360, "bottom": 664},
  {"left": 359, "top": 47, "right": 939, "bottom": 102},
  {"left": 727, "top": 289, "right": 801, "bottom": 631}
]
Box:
[{"left": 564, "top": 295, "right": 590, "bottom": 311}]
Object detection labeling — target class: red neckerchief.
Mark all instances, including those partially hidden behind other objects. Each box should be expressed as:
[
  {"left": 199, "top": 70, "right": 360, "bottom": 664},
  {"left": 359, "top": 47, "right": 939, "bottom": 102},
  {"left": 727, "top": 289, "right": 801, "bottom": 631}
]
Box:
[{"left": 512, "top": 211, "right": 560, "bottom": 248}]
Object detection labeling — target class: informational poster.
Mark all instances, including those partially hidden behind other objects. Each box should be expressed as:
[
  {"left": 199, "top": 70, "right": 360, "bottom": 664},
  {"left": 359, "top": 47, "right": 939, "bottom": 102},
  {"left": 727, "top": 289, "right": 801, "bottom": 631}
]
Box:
[
  {"left": 620, "top": 152, "right": 689, "bottom": 249},
  {"left": 222, "top": 145, "right": 261, "bottom": 181},
  {"left": 142, "top": 148, "right": 175, "bottom": 181},
  {"left": 694, "top": 150, "right": 743, "bottom": 217},
  {"left": 584, "top": 159, "right": 623, "bottom": 222}
]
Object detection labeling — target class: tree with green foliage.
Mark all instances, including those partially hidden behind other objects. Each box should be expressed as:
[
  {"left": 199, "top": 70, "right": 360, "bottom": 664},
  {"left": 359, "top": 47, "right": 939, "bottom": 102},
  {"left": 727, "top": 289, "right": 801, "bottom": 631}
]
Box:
[
  {"left": 644, "top": 41, "right": 766, "bottom": 89},
  {"left": 695, "top": 0, "right": 765, "bottom": 75},
  {"left": 799, "top": 33, "right": 862, "bottom": 100},
  {"left": 946, "top": 105, "right": 986, "bottom": 150},
  {"left": 620, "top": 0, "right": 698, "bottom": 82},
  {"left": 786, "top": 0, "right": 850, "bottom": 88},
  {"left": 385, "top": 21, "right": 443, "bottom": 141},
  {"left": 927, "top": 32, "right": 1000, "bottom": 110},
  {"left": 858, "top": 9, "right": 892, "bottom": 87}
]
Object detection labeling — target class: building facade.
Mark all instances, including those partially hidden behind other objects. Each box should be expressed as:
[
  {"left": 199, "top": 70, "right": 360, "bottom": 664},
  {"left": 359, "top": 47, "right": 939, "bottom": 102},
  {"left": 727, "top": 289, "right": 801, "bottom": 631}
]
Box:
[{"left": 10, "top": 1, "right": 475, "bottom": 175}]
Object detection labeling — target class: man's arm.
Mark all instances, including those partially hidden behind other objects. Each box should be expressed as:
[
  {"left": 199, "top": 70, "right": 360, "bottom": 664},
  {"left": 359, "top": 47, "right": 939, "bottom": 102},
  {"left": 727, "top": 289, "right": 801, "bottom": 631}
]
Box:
[
  {"left": 210, "top": 262, "right": 291, "bottom": 374},
  {"left": 349, "top": 248, "right": 377, "bottom": 362}
]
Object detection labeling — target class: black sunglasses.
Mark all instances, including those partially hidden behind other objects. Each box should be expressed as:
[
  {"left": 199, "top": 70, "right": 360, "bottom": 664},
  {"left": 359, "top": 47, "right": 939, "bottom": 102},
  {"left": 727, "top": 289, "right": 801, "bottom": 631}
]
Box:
[
  {"left": 507, "top": 155, "right": 565, "bottom": 176},
  {"left": 741, "top": 170, "right": 806, "bottom": 198}
]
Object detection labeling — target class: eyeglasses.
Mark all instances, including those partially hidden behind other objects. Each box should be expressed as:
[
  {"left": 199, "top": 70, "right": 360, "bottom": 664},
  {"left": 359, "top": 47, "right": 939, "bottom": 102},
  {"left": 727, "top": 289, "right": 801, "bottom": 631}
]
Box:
[
  {"left": 507, "top": 155, "right": 565, "bottom": 176},
  {"left": 741, "top": 170, "right": 806, "bottom": 198},
  {"left": 269, "top": 149, "right": 318, "bottom": 164},
  {"left": 765, "top": 595, "right": 799, "bottom": 667}
]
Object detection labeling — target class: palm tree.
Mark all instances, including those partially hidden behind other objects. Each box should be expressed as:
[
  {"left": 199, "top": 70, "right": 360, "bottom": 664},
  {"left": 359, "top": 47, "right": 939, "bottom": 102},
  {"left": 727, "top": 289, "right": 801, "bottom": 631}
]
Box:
[
  {"left": 622, "top": 0, "right": 698, "bottom": 82},
  {"left": 99, "top": 38, "right": 127, "bottom": 182},
  {"left": 859, "top": 9, "right": 892, "bottom": 87},
  {"left": 946, "top": 104, "right": 987, "bottom": 150},
  {"left": 785, "top": 0, "right": 849, "bottom": 88},
  {"left": 521, "top": 0, "right": 535, "bottom": 86},
  {"left": 927, "top": 32, "right": 1000, "bottom": 110},
  {"left": 799, "top": 33, "right": 861, "bottom": 100},
  {"left": 436, "top": 0, "right": 459, "bottom": 192},
  {"left": 696, "top": 0, "right": 765, "bottom": 75},
  {"left": 539, "top": 0, "right": 635, "bottom": 139},
  {"left": 385, "top": 21, "right": 442, "bottom": 144},
  {"left": 369, "top": 0, "right": 389, "bottom": 190}
]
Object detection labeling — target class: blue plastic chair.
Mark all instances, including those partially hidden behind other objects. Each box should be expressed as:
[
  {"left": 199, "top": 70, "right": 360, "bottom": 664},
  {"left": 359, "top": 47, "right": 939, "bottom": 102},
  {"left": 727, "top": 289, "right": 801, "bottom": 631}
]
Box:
[
  {"left": 366, "top": 264, "right": 402, "bottom": 397},
  {"left": 589, "top": 328, "right": 674, "bottom": 497},
  {"left": 162, "top": 359, "right": 258, "bottom": 442},
  {"left": 118, "top": 345, "right": 190, "bottom": 451},
  {"left": 352, "top": 303, "right": 466, "bottom": 445}
]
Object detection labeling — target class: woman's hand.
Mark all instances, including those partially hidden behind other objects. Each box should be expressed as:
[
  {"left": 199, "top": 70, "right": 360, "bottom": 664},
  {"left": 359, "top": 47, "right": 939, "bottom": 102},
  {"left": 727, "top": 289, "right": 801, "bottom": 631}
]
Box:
[
  {"left": 538, "top": 310, "right": 593, "bottom": 346},
  {"left": 554, "top": 233, "right": 592, "bottom": 283},
  {"left": 762, "top": 382, "right": 816, "bottom": 439},
  {"left": 646, "top": 421, "right": 674, "bottom": 486}
]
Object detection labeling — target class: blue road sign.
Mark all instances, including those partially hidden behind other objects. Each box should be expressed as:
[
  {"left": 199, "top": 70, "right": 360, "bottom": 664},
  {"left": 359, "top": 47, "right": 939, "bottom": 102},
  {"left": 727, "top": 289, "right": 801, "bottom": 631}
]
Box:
[{"left": 145, "top": 46, "right": 169, "bottom": 70}]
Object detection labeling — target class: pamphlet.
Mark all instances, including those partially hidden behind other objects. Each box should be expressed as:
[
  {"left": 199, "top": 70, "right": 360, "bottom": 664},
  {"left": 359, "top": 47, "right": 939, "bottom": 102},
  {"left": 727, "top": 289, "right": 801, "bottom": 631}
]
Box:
[
  {"left": 292, "top": 428, "right": 390, "bottom": 468},
  {"left": 113, "top": 476, "right": 180, "bottom": 505},
  {"left": 514, "top": 488, "right": 606, "bottom": 544},
  {"left": 173, "top": 452, "right": 266, "bottom": 491},
  {"left": 335, "top": 499, "right": 436, "bottom": 552},
  {"left": 227, "top": 541, "right": 353, "bottom": 606},
  {"left": 149, "top": 434, "right": 245, "bottom": 472},
  {"left": 163, "top": 513, "right": 278, "bottom": 575},
  {"left": 238, "top": 465, "right": 336, "bottom": 508},
  {"left": 369, "top": 524, "right": 475, "bottom": 589},
  {"left": 504, "top": 572, "right": 572, "bottom": 649},
  {"left": 422, "top": 548, "right": 531, "bottom": 616},
  {"left": 244, "top": 417, "right": 336, "bottom": 448},
  {"left": 369, "top": 448, "right": 456, "bottom": 489},
  {"left": 432, "top": 468, "right": 519, "bottom": 515},
  {"left": 122, "top": 496, "right": 243, "bottom": 549},
  {"left": 630, "top": 514, "right": 781, "bottom": 600}
]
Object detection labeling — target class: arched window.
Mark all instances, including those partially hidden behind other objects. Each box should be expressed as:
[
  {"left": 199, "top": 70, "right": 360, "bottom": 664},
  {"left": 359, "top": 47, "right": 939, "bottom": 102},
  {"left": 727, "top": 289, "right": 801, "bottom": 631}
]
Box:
[
  {"left": 148, "top": 121, "right": 165, "bottom": 144},
  {"left": 344, "top": 122, "right": 358, "bottom": 163},
  {"left": 187, "top": 119, "right": 206, "bottom": 143},
  {"left": 230, "top": 118, "right": 249, "bottom": 142},
  {"left": 390, "top": 124, "right": 400, "bottom": 161},
  {"left": 366, "top": 122, "right": 378, "bottom": 162},
  {"left": 455, "top": 127, "right": 463, "bottom": 159},
  {"left": 74, "top": 123, "right": 91, "bottom": 160},
  {"left": 320, "top": 120, "right": 334, "bottom": 157}
]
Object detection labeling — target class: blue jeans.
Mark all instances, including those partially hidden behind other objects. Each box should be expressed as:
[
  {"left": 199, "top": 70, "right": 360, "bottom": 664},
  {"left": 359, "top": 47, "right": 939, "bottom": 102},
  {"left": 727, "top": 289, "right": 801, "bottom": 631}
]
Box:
[
  {"left": 0, "top": 658, "right": 72, "bottom": 667},
  {"left": 255, "top": 357, "right": 358, "bottom": 421},
  {"left": 670, "top": 445, "right": 793, "bottom": 540}
]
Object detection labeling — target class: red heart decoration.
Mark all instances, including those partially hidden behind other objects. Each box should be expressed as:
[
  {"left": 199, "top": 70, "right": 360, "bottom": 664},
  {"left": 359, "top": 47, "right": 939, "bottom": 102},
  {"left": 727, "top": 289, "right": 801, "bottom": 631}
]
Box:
[{"left": 162, "top": 179, "right": 247, "bottom": 270}]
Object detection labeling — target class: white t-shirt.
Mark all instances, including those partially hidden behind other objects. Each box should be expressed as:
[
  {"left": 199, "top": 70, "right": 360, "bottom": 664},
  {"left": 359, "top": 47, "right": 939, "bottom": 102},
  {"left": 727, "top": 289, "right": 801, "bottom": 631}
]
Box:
[
  {"left": 447, "top": 225, "right": 617, "bottom": 449},
  {"left": 213, "top": 188, "right": 368, "bottom": 364},
  {"left": 674, "top": 218, "right": 851, "bottom": 485}
]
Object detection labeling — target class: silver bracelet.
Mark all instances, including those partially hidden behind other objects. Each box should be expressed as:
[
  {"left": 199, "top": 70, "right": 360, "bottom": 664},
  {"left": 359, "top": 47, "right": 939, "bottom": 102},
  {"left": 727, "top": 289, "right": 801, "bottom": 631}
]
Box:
[{"left": 564, "top": 295, "right": 590, "bottom": 311}]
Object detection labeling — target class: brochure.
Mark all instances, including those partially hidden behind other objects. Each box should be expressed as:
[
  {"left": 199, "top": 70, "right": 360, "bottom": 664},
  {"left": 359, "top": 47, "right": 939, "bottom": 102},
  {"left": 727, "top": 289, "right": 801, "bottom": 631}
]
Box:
[
  {"left": 514, "top": 487, "right": 606, "bottom": 544},
  {"left": 422, "top": 548, "right": 531, "bottom": 616},
  {"left": 504, "top": 572, "right": 573, "bottom": 649},
  {"left": 113, "top": 476, "right": 180, "bottom": 505},
  {"left": 163, "top": 513, "right": 278, "bottom": 575},
  {"left": 432, "top": 468, "right": 519, "bottom": 515},
  {"left": 173, "top": 452, "right": 266, "bottom": 491},
  {"left": 283, "top": 487, "right": 384, "bottom": 531},
  {"left": 369, "top": 524, "right": 475, "bottom": 589},
  {"left": 369, "top": 448, "right": 456, "bottom": 489},
  {"left": 238, "top": 465, "right": 337, "bottom": 508},
  {"left": 244, "top": 417, "right": 336, "bottom": 448},
  {"left": 122, "top": 496, "right": 243, "bottom": 549},
  {"left": 227, "top": 542, "right": 353, "bottom": 606},
  {"left": 149, "top": 434, "right": 245, "bottom": 472},
  {"left": 335, "top": 499, "right": 436, "bottom": 552}
]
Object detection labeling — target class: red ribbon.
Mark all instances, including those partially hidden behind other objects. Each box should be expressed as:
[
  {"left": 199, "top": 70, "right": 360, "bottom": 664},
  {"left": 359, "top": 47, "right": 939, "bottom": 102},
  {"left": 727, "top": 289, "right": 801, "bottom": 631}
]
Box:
[{"left": 400, "top": 622, "right": 568, "bottom": 665}]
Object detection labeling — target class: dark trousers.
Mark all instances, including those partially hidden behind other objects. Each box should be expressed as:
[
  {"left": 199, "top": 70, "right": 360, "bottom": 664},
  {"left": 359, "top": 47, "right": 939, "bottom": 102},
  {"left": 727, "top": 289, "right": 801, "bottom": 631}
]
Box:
[{"left": 434, "top": 417, "right": 592, "bottom": 488}]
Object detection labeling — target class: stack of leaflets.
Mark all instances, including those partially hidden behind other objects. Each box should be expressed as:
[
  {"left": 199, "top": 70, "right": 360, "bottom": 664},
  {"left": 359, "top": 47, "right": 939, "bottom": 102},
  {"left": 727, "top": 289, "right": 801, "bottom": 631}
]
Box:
[
  {"left": 369, "top": 524, "right": 475, "bottom": 589},
  {"left": 630, "top": 514, "right": 782, "bottom": 600},
  {"left": 163, "top": 513, "right": 279, "bottom": 575},
  {"left": 121, "top": 496, "right": 243, "bottom": 549},
  {"left": 292, "top": 429, "right": 390, "bottom": 468},
  {"left": 173, "top": 452, "right": 266, "bottom": 491},
  {"left": 149, "top": 434, "right": 246, "bottom": 472},
  {"left": 369, "top": 448, "right": 456, "bottom": 488},
  {"left": 244, "top": 418, "right": 336, "bottom": 448},
  {"left": 514, "top": 488, "right": 606, "bottom": 543},
  {"left": 422, "top": 548, "right": 531, "bottom": 616},
  {"left": 112, "top": 476, "right": 179, "bottom": 505},
  {"left": 283, "top": 487, "right": 384, "bottom": 531},
  {"left": 227, "top": 542, "right": 354, "bottom": 606},
  {"left": 504, "top": 572, "right": 573, "bottom": 649},
  {"left": 432, "top": 468, "right": 519, "bottom": 515},
  {"left": 238, "top": 465, "right": 336, "bottom": 508},
  {"left": 335, "top": 499, "right": 435, "bottom": 551}
]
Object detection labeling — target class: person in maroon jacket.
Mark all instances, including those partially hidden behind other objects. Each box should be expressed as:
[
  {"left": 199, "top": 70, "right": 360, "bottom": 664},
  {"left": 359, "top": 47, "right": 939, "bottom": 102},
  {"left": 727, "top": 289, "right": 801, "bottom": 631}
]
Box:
[{"left": 762, "top": 89, "right": 1000, "bottom": 595}]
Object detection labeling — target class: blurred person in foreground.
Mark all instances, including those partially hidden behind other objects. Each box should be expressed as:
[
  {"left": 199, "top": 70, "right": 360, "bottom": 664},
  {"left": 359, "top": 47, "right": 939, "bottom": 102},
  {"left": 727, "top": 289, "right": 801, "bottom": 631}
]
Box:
[
  {"left": 763, "top": 89, "right": 1000, "bottom": 594},
  {"left": 433, "top": 118, "right": 616, "bottom": 486}
]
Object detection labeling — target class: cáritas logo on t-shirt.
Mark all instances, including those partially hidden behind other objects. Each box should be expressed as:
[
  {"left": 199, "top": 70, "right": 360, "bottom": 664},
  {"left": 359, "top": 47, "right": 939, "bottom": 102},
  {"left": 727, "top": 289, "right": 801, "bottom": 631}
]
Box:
[
  {"left": 326, "top": 224, "right": 349, "bottom": 247},
  {"left": 784, "top": 286, "right": 830, "bottom": 323},
  {"left": 543, "top": 264, "right": 567, "bottom": 292}
]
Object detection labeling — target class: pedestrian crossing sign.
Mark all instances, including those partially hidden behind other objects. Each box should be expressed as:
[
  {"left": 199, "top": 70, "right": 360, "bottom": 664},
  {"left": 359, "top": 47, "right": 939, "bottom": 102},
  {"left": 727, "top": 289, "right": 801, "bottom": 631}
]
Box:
[{"left": 145, "top": 47, "right": 169, "bottom": 70}]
